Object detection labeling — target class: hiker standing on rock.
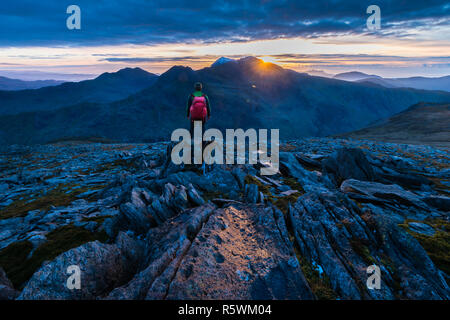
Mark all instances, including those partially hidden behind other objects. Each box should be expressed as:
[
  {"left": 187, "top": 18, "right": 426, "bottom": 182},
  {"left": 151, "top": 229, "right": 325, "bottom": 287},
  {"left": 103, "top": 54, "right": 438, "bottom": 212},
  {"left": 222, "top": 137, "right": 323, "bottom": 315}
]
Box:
[{"left": 187, "top": 82, "right": 211, "bottom": 137}]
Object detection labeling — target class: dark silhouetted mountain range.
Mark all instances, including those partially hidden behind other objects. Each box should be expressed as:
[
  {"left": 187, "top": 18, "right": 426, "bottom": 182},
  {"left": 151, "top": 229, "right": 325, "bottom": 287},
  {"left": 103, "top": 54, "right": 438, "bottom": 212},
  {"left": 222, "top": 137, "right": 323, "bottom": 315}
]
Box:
[
  {"left": 0, "top": 67, "right": 158, "bottom": 115},
  {"left": 0, "top": 57, "right": 449, "bottom": 145},
  {"left": 0, "top": 76, "right": 64, "bottom": 91}
]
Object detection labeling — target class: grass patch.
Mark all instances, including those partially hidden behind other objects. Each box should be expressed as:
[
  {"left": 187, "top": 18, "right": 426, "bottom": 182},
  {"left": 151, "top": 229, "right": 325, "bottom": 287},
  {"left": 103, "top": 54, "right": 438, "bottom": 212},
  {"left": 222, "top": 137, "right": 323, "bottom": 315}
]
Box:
[
  {"left": 349, "top": 238, "right": 376, "bottom": 265},
  {"left": 0, "top": 225, "right": 108, "bottom": 289},
  {"left": 291, "top": 241, "right": 336, "bottom": 300},
  {"left": 272, "top": 193, "right": 300, "bottom": 215},
  {"left": 427, "top": 177, "right": 450, "bottom": 196},
  {"left": 94, "top": 158, "right": 138, "bottom": 173},
  {"left": 0, "top": 183, "right": 104, "bottom": 220},
  {"left": 379, "top": 254, "right": 403, "bottom": 297},
  {"left": 244, "top": 175, "right": 272, "bottom": 195},
  {"left": 399, "top": 219, "right": 450, "bottom": 276},
  {"left": 244, "top": 175, "right": 303, "bottom": 212},
  {"left": 201, "top": 190, "right": 229, "bottom": 201},
  {"left": 280, "top": 143, "right": 297, "bottom": 152},
  {"left": 282, "top": 177, "right": 304, "bottom": 192}
]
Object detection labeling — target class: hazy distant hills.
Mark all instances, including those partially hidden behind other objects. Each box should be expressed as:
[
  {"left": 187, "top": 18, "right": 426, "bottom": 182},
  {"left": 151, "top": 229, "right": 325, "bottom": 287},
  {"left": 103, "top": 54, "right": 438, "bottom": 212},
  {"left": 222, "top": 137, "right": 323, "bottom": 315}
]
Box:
[
  {"left": 0, "top": 67, "right": 158, "bottom": 115},
  {"left": 339, "top": 102, "right": 450, "bottom": 147},
  {"left": 0, "top": 76, "right": 64, "bottom": 91},
  {"left": 0, "top": 57, "right": 450, "bottom": 145},
  {"left": 305, "top": 69, "right": 334, "bottom": 78},
  {"left": 334, "top": 71, "right": 382, "bottom": 82},
  {"left": 334, "top": 71, "right": 450, "bottom": 92}
]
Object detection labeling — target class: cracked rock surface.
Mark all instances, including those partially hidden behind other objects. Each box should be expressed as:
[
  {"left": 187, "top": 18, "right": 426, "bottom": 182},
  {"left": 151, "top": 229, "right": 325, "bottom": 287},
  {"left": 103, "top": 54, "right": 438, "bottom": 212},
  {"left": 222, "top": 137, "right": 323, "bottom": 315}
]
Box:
[{"left": 0, "top": 138, "right": 449, "bottom": 300}]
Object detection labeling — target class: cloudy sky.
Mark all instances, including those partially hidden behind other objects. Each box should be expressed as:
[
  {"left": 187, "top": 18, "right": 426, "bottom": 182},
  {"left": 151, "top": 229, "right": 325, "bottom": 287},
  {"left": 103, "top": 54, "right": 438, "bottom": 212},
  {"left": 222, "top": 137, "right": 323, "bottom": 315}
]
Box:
[{"left": 0, "top": 0, "right": 449, "bottom": 80}]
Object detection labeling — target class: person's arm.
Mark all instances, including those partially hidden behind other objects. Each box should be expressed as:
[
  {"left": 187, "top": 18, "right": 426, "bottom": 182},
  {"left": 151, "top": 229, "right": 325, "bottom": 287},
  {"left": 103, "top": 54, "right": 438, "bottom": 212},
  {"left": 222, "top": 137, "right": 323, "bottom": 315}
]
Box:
[
  {"left": 186, "top": 94, "right": 193, "bottom": 117},
  {"left": 205, "top": 95, "right": 211, "bottom": 118}
]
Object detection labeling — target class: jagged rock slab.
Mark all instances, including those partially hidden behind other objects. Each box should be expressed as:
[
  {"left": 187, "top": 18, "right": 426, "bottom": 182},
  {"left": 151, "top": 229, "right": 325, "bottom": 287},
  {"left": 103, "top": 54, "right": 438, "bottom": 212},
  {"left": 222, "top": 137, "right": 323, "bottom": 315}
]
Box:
[
  {"left": 106, "top": 203, "right": 217, "bottom": 299},
  {"left": 18, "top": 236, "right": 143, "bottom": 300},
  {"left": 340, "top": 179, "right": 427, "bottom": 209},
  {"left": 289, "top": 191, "right": 449, "bottom": 299},
  {"left": 163, "top": 204, "right": 314, "bottom": 300}
]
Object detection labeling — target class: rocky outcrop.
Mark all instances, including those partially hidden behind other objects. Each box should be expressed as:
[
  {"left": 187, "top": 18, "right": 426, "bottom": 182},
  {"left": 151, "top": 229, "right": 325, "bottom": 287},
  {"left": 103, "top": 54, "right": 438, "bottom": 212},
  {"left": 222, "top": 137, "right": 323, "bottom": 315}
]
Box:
[
  {"left": 164, "top": 204, "right": 314, "bottom": 300},
  {"left": 106, "top": 203, "right": 216, "bottom": 299},
  {"left": 340, "top": 179, "right": 427, "bottom": 209},
  {"left": 322, "top": 148, "right": 375, "bottom": 186},
  {"left": 1, "top": 138, "right": 449, "bottom": 300},
  {"left": 18, "top": 234, "right": 144, "bottom": 300},
  {"left": 289, "top": 191, "right": 449, "bottom": 299}
]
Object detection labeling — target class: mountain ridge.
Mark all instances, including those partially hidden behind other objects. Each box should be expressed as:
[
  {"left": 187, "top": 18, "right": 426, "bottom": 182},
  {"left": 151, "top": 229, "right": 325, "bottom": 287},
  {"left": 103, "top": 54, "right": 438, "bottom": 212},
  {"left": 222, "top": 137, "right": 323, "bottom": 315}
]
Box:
[
  {"left": 0, "top": 67, "right": 158, "bottom": 115},
  {"left": 339, "top": 102, "right": 450, "bottom": 146},
  {"left": 0, "top": 76, "right": 64, "bottom": 91},
  {"left": 0, "top": 57, "right": 449, "bottom": 145},
  {"left": 334, "top": 71, "right": 450, "bottom": 92}
]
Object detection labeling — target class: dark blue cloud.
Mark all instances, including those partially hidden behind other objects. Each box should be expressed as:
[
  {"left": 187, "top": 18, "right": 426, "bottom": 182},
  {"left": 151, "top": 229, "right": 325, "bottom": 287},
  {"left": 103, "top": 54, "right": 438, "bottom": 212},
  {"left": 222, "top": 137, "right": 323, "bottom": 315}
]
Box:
[{"left": 0, "top": 0, "right": 448, "bottom": 46}]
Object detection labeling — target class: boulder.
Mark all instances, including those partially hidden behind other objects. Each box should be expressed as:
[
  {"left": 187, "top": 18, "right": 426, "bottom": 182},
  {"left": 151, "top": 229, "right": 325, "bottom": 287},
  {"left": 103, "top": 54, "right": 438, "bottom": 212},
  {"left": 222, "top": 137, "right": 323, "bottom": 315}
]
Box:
[
  {"left": 164, "top": 204, "right": 314, "bottom": 299},
  {"left": 186, "top": 184, "right": 205, "bottom": 206},
  {"left": 280, "top": 152, "right": 315, "bottom": 183},
  {"left": 322, "top": 148, "right": 375, "bottom": 186},
  {"left": 244, "top": 184, "right": 259, "bottom": 203},
  {"left": 340, "top": 179, "right": 427, "bottom": 209},
  {"left": 18, "top": 241, "right": 137, "bottom": 300},
  {"left": 119, "top": 202, "right": 154, "bottom": 235},
  {"left": 379, "top": 171, "right": 431, "bottom": 190}
]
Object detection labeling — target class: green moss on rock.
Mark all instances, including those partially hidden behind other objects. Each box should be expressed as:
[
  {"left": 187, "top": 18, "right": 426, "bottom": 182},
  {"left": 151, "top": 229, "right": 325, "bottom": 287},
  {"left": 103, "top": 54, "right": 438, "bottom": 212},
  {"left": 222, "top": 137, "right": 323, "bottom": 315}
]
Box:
[
  {"left": 0, "top": 183, "right": 105, "bottom": 220},
  {"left": 349, "top": 238, "right": 376, "bottom": 265},
  {"left": 0, "top": 225, "right": 108, "bottom": 289},
  {"left": 244, "top": 175, "right": 272, "bottom": 196},
  {"left": 399, "top": 219, "right": 450, "bottom": 276},
  {"left": 291, "top": 243, "right": 336, "bottom": 300}
]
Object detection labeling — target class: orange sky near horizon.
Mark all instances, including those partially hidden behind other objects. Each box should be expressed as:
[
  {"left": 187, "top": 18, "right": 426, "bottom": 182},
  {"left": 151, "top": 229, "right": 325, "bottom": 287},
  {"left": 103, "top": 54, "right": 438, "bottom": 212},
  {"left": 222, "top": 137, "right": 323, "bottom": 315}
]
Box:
[{"left": 1, "top": 32, "right": 450, "bottom": 79}]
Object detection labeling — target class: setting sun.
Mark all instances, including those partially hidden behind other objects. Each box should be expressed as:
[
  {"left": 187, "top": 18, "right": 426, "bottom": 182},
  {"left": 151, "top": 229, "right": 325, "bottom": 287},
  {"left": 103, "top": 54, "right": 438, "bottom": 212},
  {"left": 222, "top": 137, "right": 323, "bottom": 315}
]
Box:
[{"left": 259, "top": 56, "right": 278, "bottom": 64}]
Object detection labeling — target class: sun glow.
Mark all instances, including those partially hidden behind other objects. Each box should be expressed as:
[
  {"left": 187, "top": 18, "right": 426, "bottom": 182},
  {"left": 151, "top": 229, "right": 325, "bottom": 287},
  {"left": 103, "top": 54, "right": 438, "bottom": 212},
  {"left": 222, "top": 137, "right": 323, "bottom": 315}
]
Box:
[{"left": 259, "top": 56, "right": 278, "bottom": 64}]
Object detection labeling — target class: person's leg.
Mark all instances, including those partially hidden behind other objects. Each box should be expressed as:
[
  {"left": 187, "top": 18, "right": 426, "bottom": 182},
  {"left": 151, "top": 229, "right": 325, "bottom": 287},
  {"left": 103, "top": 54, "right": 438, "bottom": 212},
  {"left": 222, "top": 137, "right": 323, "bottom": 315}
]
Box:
[
  {"left": 190, "top": 121, "right": 204, "bottom": 164},
  {"left": 189, "top": 120, "right": 194, "bottom": 136},
  {"left": 201, "top": 120, "right": 206, "bottom": 150}
]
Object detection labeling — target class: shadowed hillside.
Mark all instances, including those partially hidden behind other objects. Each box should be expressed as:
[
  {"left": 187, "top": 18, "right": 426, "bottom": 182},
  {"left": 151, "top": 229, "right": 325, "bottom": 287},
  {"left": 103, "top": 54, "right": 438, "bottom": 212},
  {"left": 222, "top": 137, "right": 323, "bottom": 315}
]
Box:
[
  {"left": 340, "top": 102, "right": 450, "bottom": 147},
  {"left": 0, "top": 76, "right": 64, "bottom": 91},
  {"left": 0, "top": 68, "right": 158, "bottom": 115}
]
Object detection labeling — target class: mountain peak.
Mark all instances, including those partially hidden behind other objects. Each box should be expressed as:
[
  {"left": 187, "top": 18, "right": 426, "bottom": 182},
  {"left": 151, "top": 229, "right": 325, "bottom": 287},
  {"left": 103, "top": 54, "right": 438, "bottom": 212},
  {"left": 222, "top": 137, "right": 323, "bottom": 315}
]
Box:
[
  {"left": 238, "top": 56, "right": 263, "bottom": 64},
  {"left": 95, "top": 67, "right": 157, "bottom": 82},
  {"left": 211, "top": 57, "right": 235, "bottom": 67},
  {"left": 117, "top": 67, "right": 147, "bottom": 74}
]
